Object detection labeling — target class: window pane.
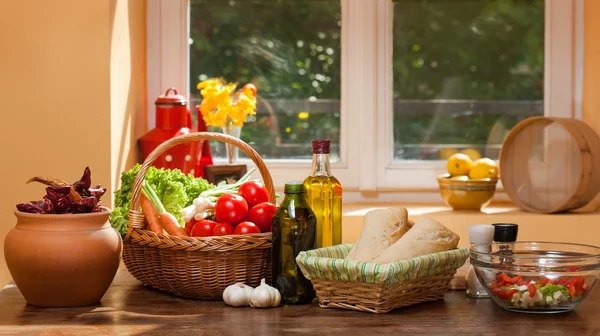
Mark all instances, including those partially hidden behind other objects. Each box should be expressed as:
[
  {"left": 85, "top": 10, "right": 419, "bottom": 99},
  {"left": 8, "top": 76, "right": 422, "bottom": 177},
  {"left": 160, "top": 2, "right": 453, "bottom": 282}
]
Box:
[
  {"left": 189, "top": 0, "right": 342, "bottom": 160},
  {"left": 392, "top": 0, "right": 544, "bottom": 161}
]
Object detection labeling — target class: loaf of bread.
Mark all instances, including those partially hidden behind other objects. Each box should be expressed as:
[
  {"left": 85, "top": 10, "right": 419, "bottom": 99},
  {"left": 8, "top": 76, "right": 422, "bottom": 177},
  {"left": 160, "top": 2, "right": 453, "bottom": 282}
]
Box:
[
  {"left": 371, "top": 218, "right": 460, "bottom": 264},
  {"left": 345, "top": 208, "right": 413, "bottom": 261}
]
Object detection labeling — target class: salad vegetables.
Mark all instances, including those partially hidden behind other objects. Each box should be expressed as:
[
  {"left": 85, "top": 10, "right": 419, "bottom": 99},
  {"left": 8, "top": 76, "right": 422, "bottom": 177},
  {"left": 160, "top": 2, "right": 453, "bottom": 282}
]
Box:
[
  {"left": 109, "top": 164, "right": 212, "bottom": 236},
  {"left": 179, "top": 168, "right": 258, "bottom": 223},
  {"left": 140, "top": 181, "right": 187, "bottom": 236},
  {"left": 490, "top": 273, "right": 589, "bottom": 309},
  {"left": 109, "top": 164, "right": 278, "bottom": 238},
  {"left": 183, "top": 169, "right": 278, "bottom": 237}
]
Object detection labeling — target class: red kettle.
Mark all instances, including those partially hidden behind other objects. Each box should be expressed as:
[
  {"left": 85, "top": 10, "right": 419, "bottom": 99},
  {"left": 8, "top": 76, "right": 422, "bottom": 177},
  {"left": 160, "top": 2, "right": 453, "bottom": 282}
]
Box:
[{"left": 138, "top": 88, "right": 206, "bottom": 176}]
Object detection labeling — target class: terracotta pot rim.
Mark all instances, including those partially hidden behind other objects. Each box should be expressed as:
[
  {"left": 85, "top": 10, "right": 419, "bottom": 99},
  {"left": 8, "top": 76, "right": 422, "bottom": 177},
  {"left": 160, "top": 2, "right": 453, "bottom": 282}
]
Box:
[{"left": 14, "top": 206, "right": 112, "bottom": 218}]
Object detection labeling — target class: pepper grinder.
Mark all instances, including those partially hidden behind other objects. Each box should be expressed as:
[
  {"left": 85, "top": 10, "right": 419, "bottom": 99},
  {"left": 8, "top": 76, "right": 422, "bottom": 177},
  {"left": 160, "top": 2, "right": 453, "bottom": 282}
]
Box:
[
  {"left": 466, "top": 225, "right": 495, "bottom": 298},
  {"left": 492, "top": 223, "right": 519, "bottom": 263}
]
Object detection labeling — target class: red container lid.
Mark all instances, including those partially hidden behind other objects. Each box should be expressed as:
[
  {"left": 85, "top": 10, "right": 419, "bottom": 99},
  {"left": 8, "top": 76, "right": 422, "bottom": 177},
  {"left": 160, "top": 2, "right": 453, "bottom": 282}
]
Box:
[{"left": 155, "top": 88, "right": 187, "bottom": 106}]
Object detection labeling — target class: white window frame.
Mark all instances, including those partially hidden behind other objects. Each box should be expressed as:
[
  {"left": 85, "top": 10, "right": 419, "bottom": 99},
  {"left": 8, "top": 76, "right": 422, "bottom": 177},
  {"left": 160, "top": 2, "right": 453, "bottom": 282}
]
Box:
[{"left": 146, "top": 0, "right": 583, "bottom": 203}]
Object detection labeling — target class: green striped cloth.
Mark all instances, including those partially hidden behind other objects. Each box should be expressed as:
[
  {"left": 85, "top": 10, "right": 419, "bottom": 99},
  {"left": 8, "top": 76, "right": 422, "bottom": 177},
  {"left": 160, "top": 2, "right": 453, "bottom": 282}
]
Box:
[{"left": 296, "top": 244, "right": 468, "bottom": 285}]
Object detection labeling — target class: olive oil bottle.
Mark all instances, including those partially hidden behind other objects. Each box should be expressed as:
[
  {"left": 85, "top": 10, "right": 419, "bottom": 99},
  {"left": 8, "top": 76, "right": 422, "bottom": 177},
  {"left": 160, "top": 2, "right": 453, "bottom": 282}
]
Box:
[
  {"left": 303, "top": 140, "right": 342, "bottom": 248},
  {"left": 271, "top": 181, "right": 316, "bottom": 304}
]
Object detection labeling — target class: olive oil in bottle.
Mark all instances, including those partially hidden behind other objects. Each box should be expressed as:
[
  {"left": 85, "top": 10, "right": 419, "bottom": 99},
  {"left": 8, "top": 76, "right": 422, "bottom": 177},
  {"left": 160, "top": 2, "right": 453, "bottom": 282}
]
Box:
[
  {"left": 303, "top": 140, "right": 342, "bottom": 248},
  {"left": 271, "top": 181, "right": 316, "bottom": 304}
]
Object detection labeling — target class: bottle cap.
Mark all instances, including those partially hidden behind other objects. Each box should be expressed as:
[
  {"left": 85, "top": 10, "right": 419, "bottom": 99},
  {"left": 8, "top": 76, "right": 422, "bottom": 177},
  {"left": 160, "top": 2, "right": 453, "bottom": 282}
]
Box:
[
  {"left": 492, "top": 223, "right": 519, "bottom": 243},
  {"left": 467, "top": 225, "right": 495, "bottom": 244},
  {"left": 284, "top": 181, "right": 305, "bottom": 194},
  {"left": 312, "top": 140, "right": 330, "bottom": 154}
]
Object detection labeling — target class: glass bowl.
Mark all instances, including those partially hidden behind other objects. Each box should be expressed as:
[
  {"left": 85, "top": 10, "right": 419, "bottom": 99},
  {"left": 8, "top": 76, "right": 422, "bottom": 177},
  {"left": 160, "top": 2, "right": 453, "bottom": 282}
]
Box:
[{"left": 470, "top": 241, "right": 600, "bottom": 313}]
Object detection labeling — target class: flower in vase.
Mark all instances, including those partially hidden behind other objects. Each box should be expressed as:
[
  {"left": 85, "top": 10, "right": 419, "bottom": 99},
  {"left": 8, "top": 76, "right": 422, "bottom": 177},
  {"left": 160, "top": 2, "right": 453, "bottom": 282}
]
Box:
[{"left": 197, "top": 78, "right": 257, "bottom": 128}]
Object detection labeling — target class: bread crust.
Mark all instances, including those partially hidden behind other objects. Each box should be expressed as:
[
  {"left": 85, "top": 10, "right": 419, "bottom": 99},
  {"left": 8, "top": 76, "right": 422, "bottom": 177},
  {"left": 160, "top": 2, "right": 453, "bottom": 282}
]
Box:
[
  {"left": 372, "top": 218, "right": 460, "bottom": 264},
  {"left": 345, "top": 208, "right": 412, "bottom": 261}
]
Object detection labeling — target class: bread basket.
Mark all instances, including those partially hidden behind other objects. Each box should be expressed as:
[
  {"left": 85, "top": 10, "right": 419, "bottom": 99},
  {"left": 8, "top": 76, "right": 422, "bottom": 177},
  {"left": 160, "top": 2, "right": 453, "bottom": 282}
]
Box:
[
  {"left": 296, "top": 244, "right": 468, "bottom": 313},
  {"left": 123, "top": 132, "right": 274, "bottom": 299}
]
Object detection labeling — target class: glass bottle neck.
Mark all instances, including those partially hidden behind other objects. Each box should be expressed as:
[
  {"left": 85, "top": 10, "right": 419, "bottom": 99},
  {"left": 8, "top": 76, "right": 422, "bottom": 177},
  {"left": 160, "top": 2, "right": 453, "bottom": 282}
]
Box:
[
  {"left": 281, "top": 193, "right": 308, "bottom": 208},
  {"left": 310, "top": 153, "right": 331, "bottom": 177}
]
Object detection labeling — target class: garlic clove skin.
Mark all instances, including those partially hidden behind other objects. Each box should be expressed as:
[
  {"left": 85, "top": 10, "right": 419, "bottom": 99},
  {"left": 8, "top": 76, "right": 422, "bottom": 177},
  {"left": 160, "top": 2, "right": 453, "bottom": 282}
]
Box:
[
  {"left": 273, "top": 287, "right": 281, "bottom": 307},
  {"left": 249, "top": 278, "right": 281, "bottom": 309},
  {"left": 223, "top": 282, "right": 254, "bottom": 307}
]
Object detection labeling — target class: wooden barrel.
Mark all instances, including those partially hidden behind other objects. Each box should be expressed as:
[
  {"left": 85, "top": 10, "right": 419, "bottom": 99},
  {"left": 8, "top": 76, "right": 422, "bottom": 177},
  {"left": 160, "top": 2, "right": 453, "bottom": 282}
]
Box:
[{"left": 499, "top": 116, "right": 600, "bottom": 213}]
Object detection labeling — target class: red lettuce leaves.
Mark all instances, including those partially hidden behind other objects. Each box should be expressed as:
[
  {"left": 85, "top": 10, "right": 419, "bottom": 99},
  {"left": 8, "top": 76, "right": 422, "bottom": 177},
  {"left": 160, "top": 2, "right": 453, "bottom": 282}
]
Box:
[{"left": 16, "top": 167, "right": 107, "bottom": 214}]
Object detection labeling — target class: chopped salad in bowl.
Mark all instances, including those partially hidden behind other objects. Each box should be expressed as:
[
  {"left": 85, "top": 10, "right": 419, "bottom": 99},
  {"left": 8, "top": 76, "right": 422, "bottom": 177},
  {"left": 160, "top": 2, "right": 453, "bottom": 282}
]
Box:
[
  {"left": 489, "top": 273, "right": 590, "bottom": 311},
  {"left": 470, "top": 242, "right": 600, "bottom": 313}
]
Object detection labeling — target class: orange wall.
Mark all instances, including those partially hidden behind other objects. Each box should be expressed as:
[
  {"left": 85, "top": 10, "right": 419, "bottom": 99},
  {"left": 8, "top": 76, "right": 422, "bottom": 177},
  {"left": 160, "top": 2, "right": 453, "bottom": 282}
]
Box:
[
  {"left": 583, "top": 0, "right": 600, "bottom": 144},
  {"left": 583, "top": 0, "right": 600, "bottom": 207},
  {"left": 0, "top": 0, "right": 146, "bottom": 286},
  {"left": 110, "top": 0, "right": 148, "bottom": 191}
]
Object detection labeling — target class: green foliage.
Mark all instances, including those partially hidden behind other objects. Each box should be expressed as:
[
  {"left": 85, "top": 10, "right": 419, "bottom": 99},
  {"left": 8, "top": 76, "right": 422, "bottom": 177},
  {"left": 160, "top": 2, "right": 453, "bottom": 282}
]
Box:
[{"left": 189, "top": 0, "right": 544, "bottom": 160}]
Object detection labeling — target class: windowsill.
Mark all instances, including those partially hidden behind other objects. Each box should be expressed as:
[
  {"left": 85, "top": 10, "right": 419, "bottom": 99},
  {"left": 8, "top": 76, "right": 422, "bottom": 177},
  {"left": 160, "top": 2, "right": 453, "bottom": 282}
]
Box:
[
  {"left": 342, "top": 201, "right": 600, "bottom": 288},
  {"left": 341, "top": 201, "right": 600, "bottom": 248}
]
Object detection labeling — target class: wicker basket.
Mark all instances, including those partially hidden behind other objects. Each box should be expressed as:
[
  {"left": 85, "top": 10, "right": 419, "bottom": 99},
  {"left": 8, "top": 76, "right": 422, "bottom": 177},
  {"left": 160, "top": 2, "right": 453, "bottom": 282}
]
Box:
[
  {"left": 123, "top": 132, "right": 275, "bottom": 299},
  {"left": 296, "top": 244, "right": 468, "bottom": 313}
]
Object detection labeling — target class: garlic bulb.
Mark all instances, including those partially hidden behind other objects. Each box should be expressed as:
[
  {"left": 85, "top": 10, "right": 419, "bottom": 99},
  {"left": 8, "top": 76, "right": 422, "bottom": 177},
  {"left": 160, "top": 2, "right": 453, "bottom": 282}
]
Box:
[
  {"left": 249, "top": 278, "right": 281, "bottom": 308},
  {"left": 222, "top": 282, "right": 254, "bottom": 307}
]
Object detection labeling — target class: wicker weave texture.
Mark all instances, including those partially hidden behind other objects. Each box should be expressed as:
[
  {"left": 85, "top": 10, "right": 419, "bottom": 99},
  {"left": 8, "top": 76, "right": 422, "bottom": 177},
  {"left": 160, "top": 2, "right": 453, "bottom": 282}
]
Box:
[
  {"left": 122, "top": 132, "right": 275, "bottom": 299},
  {"left": 313, "top": 271, "right": 457, "bottom": 313}
]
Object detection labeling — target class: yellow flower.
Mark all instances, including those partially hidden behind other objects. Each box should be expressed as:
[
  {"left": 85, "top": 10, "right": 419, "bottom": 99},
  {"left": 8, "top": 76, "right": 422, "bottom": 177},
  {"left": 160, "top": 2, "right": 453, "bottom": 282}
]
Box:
[
  {"left": 197, "top": 78, "right": 223, "bottom": 91},
  {"left": 197, "top": 78, "right": 257, "bottom": 127}
]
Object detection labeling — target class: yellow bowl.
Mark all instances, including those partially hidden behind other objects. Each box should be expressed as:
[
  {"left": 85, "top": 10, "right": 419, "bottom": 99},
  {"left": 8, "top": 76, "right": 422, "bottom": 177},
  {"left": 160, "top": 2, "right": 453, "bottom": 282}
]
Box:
[{"left": 436, "top": 174, "right": 498, "bottom": 210}]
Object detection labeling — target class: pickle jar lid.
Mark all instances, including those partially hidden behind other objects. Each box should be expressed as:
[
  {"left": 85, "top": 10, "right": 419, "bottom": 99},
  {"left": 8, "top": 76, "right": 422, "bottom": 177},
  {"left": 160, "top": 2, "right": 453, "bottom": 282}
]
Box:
[{"left": 284, "top": 181, "right": 305, "bottom": 194}]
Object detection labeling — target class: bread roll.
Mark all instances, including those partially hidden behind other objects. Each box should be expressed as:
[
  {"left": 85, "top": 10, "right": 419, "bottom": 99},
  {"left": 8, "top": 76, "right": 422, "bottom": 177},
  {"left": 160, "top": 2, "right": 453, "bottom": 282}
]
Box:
[
  {"left": 372, "top": 218, "right": 459, "bottom": 264},
  {"left": 345, "top": 208, "right": 413, "bottom": 261}
]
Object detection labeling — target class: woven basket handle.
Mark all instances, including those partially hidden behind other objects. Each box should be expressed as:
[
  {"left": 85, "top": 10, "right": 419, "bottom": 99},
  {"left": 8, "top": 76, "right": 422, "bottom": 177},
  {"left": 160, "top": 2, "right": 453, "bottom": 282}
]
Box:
[{"left": 125, "top": 132, "right": 275, "bottom": 240}]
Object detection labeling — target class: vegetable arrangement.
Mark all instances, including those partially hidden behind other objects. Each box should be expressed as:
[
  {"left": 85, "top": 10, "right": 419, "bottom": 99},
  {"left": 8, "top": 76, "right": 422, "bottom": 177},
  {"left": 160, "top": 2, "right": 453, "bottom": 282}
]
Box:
[
  {"left": 109, "top": 164, "right": 212, "bottom": 236},
  {"left": 16, "top": 167, "right": 107, "bottom": 214},
  {"left": 141, "top": 181, "right": 187, "bottom": 236},
  {"left": 222, "top": 279, "right": 281, "bottom": 309},
  {"left": 184, "top": 178, "right": 278, "bottom": 237},
  {"left": 109, "top": 164, "right": 278, "bottom": 238},
  {"left": 178, "top": 167, "right": 277, "bottom": 237},
  {"left": 489, "top": 273, "right": 589, "bottom": 309}
]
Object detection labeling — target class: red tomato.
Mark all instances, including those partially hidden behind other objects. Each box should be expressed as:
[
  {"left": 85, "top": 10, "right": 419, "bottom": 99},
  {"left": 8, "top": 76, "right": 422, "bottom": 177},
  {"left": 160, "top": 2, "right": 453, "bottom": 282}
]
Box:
[
  {"left": 191, "top": 219, "right": 217, "bottom": 237},
  {"left": 243, "top": 83, "right": 257, "bottom": 96},
  {"left": 238, "top": 181, "right": 269, "bottom": 209},
  {"left": 248, "top": 202, "right": 278, "bottom": 233},
  {"left": 213, "top": 222, "right": 234, "bottom": 236},
  {"left": 234, "top": 221, "right": 261, "bottom": 235},
  {"left": 185, "top": 219, "right": 196, "bottom": 235},
  {"left": 215, "top": 194, "right": 248, "bottom": 225}
]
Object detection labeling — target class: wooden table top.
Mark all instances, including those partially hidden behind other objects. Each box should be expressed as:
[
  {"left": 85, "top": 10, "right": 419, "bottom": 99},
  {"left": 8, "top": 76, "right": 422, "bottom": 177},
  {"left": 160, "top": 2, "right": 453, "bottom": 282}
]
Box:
[{"left": 0, "top": 270, "right": 599, "bottom": 335}]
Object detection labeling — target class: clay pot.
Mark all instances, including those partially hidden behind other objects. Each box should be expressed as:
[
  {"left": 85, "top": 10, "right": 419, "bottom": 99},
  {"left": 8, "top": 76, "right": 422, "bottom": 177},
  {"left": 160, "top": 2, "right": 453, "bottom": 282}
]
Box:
[{"left": 4, "top": 208, "right": 122, "bottom": 307}]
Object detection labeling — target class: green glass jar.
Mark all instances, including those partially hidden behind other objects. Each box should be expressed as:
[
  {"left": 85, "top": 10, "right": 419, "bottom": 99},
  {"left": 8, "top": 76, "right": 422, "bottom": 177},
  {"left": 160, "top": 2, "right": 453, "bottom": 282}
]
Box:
[{"left": 271, "top": 181, "right": 316, "bottom": 304}]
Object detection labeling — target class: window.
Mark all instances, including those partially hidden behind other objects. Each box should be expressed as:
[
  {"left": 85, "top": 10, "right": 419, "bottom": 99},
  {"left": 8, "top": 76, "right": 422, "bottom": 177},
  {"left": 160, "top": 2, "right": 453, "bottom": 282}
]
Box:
[
  {"left": 391, "top": 0, "right": 544, "bottom": 162},
  {"left": 189, "top": 0, "right": 342, "bottom": 161},
  {"left": 147, "top": 0, "right": 582, "bottom": 202}
]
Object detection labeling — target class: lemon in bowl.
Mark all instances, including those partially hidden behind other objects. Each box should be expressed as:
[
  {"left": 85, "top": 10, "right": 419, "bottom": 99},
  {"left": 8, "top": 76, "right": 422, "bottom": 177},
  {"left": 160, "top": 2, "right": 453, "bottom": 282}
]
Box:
[
  {"left": 440, "top": 154, "right": 499, "bottom": 210},
  {"left": 446, "top": 153, "right": 473, "bottom": 177},
  {"left": 469, "top": 158, "right": 499, "bottom": 180}
]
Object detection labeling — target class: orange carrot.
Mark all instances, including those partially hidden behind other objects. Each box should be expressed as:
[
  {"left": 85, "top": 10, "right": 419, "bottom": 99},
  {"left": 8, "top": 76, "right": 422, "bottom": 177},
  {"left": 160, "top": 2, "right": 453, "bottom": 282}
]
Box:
[
  {"left": 142, "top": 181, "right": 187, "bottom": 237},
  {"left": 141, "top": 194, "right": 164, "bottom": 234},
  {"left": 160, "top": 211, "right": 187, "bottom": 236}
]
